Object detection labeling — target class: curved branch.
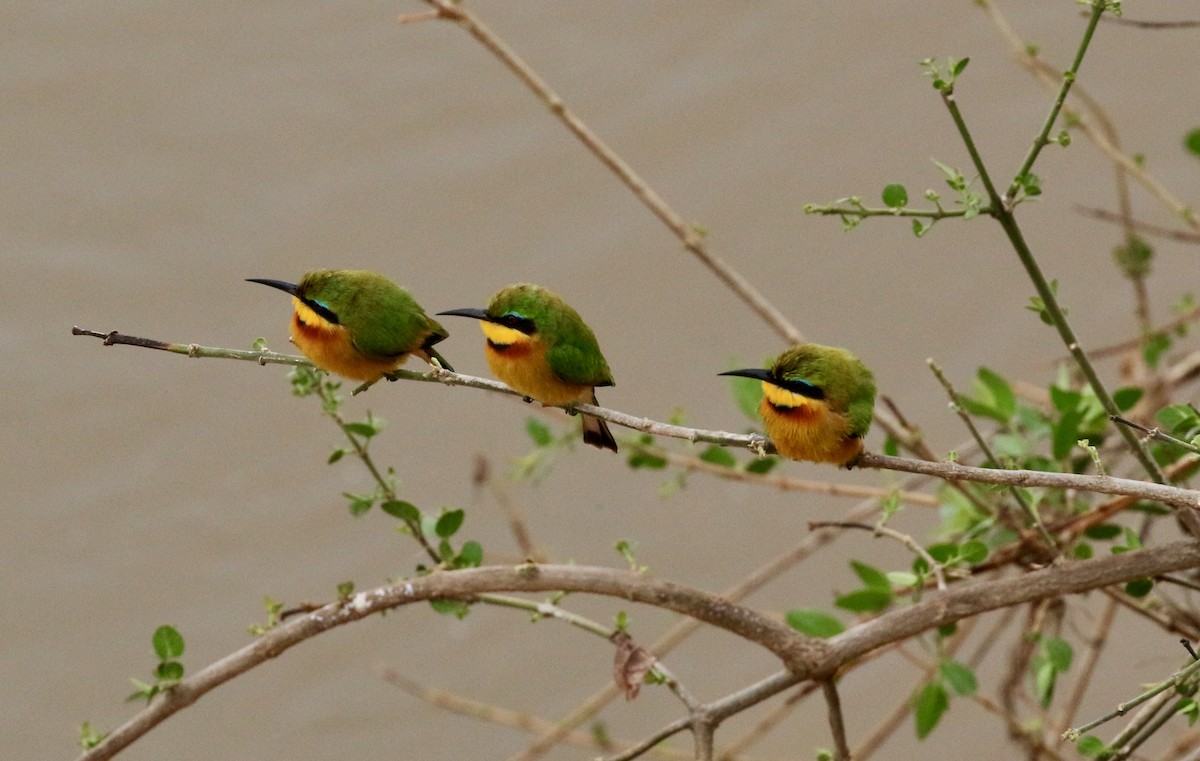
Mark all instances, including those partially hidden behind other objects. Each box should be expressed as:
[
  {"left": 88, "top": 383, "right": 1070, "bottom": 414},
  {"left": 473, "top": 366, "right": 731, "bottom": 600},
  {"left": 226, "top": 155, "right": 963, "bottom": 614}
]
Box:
[
  {"left": 79, "top": 564, "right": 822, "bottom": 761},
  {"left": 821, "top": 539, "right": 1200, "bottom": 671},
  {"left": 80, "top": 541, "right": 1200, "bottom": 761}
]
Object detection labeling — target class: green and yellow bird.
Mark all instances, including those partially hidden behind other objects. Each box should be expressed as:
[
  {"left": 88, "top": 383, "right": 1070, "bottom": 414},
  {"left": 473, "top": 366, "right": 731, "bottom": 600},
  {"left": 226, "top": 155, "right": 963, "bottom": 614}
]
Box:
[
  {"left": 720, "top": 343, "right": 876, "bottom": 467},
  {"left": 439, "top": 284, "right": 618, "bottom": 452},
  {"left": 247, "top": 269, "right": 452, "bottom": 382}
]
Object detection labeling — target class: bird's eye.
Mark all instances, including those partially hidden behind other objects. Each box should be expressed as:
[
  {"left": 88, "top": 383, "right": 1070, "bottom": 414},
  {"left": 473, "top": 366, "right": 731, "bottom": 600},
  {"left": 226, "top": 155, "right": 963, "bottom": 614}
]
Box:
[
  {"left": 501, "top": 313, "right": 536, "bottom": 334},
  {"left": 304, "top": 298, "right": 339, "bottom": 325},
  {"left": 780, "top": 377, "right": 824, "bottom": 400}
]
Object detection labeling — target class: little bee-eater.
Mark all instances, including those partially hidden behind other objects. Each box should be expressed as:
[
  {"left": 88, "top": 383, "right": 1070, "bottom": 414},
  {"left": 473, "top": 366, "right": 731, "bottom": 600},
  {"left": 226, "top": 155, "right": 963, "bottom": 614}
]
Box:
[
  {"left": 439, "top": 284, "right": 618, "bottom": 452},
  {"left": 721, "top": 343, "right": 876, "bottom": 467},
  {"left": 247, "top": 269, "right": 453, "bottom": 382}
]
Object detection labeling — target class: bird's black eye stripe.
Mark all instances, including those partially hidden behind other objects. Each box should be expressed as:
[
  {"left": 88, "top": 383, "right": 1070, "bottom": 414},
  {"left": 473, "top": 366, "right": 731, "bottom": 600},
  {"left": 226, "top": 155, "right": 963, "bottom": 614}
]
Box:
[
  {"left": 303, "top": 297, "right": 340, "bottom": 325},
  {"left": 500, "top": 313, "right": 536, "bottom": 335},
  {"left": 774, "top": 376, "right": 825, "bottom": 400}
]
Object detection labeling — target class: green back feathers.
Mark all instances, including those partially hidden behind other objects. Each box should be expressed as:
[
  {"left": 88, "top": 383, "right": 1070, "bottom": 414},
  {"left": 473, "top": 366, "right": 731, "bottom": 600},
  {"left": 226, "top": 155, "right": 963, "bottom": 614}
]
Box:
[
  {"left": 772, "top": 343, "right": 876, "bottom": 436},
  {"left": 488, "top": 284, "right": 614, "bottom": 387},
  {"left": 299, "top": 270, "right": 448, "bottom": 360}
]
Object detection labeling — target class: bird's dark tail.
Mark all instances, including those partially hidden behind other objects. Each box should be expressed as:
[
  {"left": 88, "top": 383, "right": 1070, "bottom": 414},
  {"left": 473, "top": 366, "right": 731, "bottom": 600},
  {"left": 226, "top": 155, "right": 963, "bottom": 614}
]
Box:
[{"left": 582, "top": 391, "right": 617, "bottom": 452}]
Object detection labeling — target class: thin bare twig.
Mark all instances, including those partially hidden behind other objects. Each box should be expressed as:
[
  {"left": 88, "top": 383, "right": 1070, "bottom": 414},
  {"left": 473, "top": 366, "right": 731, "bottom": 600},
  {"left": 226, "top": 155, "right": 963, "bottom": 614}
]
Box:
[
  {"left": 978, "top": 0, "right": 1199, "bottom": 230},
  {"left": 1075, "top": 206, "right": 1200, "bottom": 244},
  {"left": 821, "top": 680, "right": 851, "bottom": 761},
  {"left": 416, "top": 0, "right": 803, "bottom": 346},
  {"left": 375, "top": 665, "right": 700, "bottom": 760},
  {"left": 808, "top": 520, "right": 948, "bottom": 590}
]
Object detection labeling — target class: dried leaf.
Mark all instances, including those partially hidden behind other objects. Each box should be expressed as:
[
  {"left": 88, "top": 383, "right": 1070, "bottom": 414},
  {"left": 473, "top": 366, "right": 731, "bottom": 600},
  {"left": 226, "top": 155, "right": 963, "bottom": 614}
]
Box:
[{"left": 612, "top": 631, "right": 656, "bottom": 700}]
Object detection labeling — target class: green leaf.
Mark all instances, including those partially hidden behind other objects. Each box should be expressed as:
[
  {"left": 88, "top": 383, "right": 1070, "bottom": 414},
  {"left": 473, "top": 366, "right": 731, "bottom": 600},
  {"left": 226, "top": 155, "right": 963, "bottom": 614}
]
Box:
[
  {"left": 976, "top": 367, "right": 1015, "bottom": 421},
  {"left": 728, "top": 372, "right": 763, "bottom": 422},
  {"left": 1049, "top": 385, "right": 1081, "bottom": 414},
  {"left": 951, "top": 56, "right": 970, "bottom": 77},
  {"left": 152, "top": 625, "right": 185, "bottom": 661},
  {"left": 1125, "top": 577, "right": 1153, "bottom": 597},
  {"left": 1083, "top": 523, "right": 1121, "bottom": 540},
  {"left": 1035, "top": 660, "right": 1057, "bottom": 707},
  {"left": 1052, "top": 409, "right": 1084, "bottom": 461},
  {"left": 1112, "top": 387, "right": 1144, "bottom": 413},
  {"left": 429, "top": 598, "right": 470, "bottom": 619},
  {"left": 381, "top": 499, "right": 421, "bottom": 524},
  {"left": 78, "top": 722, "right": 107, "bottom": 751},
  {"left": 785, "top": 608, "right": 845, "bottom": 638},
  {"left": 744, "top": 456, "right": 778, "bottom": 474},
  {"left": 1076, "top": 735, "right": 1109, "bottom": 757},
  {"left": 886, "top": 571, "right": 919, "bottom": 588},
  {"left": 1185, "top": 127, "right": 1200, "bottom": 157},
  {"left": 126, "top": 678, "right": 158, "bottom": 704},
  {"left": 882, "top": 183, "right": 909, "bottom": 208},
  {"left": 336, "top": 581, "right": 354, "bottom": 599},
  {"left": 327, "top": 448, "right": 346, "bottom": 464},
  {"left": 435, "top": 509, "right": 465, "bottom": 538},
  {"left": 457, "top": 540, "right": 484, "bottom": 568},
  {"left": 155, "top": 661, "right": 183, "bottom": 683},
  {"left": 926, "top": 542, "right": 959, "bottom": 564},
  {"left": 1179, "top": 696, "right": 1199, "bottom": 726},
  {"left": 850, "top": 561, "right": 892, "bottom": 592},
  {"left": 1044, "top": 637, "right": 1073, "bottom": 672},
  {"left": 939, "top": 659, "right": 978, "bottom": 696},
  {"left": 959, "top": 540, "right": 988, "bottom": 564},
  {"left": 913, "top": 682, "right": 949, "bottom": 739},
  {"left": 1144, "top": 332, "right": 1171, "bottom": 368},
  {"left": 699, "top": 445, "right": 737, "bottom": 468},
  {"left": 1113, "top": 236, "right": 1153, "bottom": 279},
  {"left": 343, "top": 422, "right": 378, "bottom": 438},
  {"left": 1157, "top": 403, "right": 1198, "bottom": 433},
  {"left": 1072, "top": 541, "right": 1093, "bottom": 559},
  {"left": 525, "top": 418, "right": 553, "bottom": 447},
  {"left": 344, "top": 492, "right": 375, "bottom": 516},
  {"left": 627, "top": 450, "right": 668, "bottom": 470},
  {"left": 835, "top": 588, "right": 892, "bottom": 613},
  {"left": 883, "top": 434, "right": 900, "bottom": 456}
]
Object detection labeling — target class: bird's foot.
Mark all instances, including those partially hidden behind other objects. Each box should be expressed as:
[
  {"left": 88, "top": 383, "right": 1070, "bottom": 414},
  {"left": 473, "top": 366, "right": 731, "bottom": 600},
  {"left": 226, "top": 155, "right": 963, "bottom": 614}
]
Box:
[{"left": 842, "top": 451, "right": 866, "bottom": 470}]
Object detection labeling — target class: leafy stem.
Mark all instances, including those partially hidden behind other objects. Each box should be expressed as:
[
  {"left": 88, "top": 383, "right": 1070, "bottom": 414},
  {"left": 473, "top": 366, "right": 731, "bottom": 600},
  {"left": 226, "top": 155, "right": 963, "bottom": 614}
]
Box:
[
  {"left": 1005, "top": 1, "right": 1106, "bottom": 204},
  {"left": 306, "top": 370, "right": 442, "bottom": 563}
]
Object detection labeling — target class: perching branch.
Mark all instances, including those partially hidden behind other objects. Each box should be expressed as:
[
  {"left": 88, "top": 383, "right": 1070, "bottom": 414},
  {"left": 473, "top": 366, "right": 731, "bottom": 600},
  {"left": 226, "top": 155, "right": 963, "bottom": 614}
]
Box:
[{"left": 72, "top": 327, "right": 1200, "bottom": 514}]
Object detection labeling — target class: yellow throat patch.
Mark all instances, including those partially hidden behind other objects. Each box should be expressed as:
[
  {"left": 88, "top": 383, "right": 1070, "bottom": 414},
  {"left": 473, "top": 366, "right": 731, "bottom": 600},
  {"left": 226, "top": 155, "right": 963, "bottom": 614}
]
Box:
[
  {"left": 761, "top": 382, "right": 822, "bottom": 412},
  {"left": 292, "top": 297, "right": 336, "bottom": 333},
  {"left": 479, "top": 320, "right": 531, "bottom": 346},
  {"left": 758, "top": 380, "right": 860, "bottom": 464}
]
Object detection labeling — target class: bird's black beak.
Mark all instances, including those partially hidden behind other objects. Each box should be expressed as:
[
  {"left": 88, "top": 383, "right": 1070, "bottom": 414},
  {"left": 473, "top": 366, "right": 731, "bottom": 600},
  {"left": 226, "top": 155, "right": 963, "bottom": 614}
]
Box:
[
  {"left": 437, "top": 307, "right": 491, "bottom": 322},
  {"left": 718, "top": 368, "right": 773, "bottom": 382},
  {"left": 246, "top": 278, "right": 300, "bottom": 296}
]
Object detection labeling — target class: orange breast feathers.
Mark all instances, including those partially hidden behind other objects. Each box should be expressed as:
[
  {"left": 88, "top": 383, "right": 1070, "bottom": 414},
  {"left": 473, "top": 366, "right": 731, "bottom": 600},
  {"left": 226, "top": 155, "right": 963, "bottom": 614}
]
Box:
[
  {"left": 289, "top": 297, "right": 402, "bottom": 382},
  {"left": 480, "top": 321, "right": 590, "bottom": 406},
  {"left": 759, "top": 382, "right": 861, "bottom": 464}
]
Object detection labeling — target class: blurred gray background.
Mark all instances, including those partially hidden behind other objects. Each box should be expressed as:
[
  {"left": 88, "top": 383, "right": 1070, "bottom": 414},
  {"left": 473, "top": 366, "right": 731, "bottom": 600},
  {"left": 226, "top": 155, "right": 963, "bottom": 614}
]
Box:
[{"left": 6, "top": 2, "right": 1199, "bottom": 759}]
